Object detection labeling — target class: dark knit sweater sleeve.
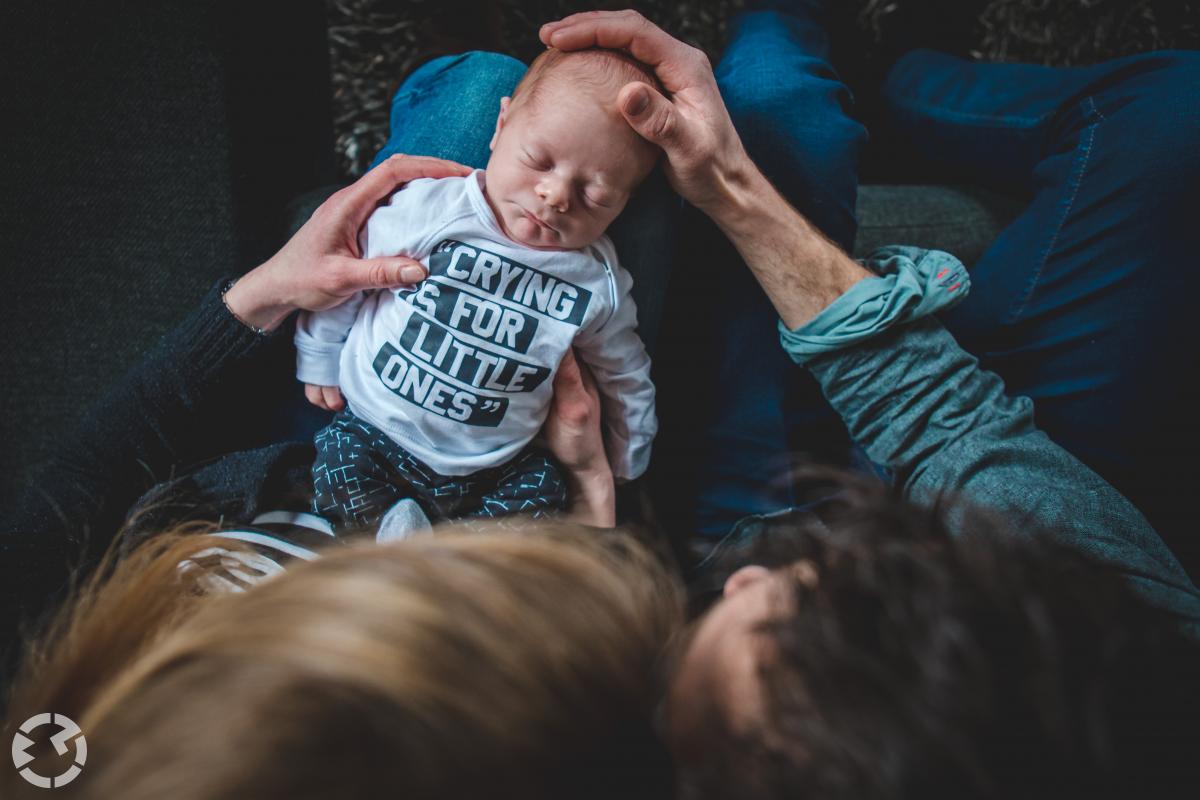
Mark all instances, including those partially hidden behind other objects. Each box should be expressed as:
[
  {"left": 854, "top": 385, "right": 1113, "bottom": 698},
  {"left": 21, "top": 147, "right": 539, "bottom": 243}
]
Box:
[{"left": 1, "top": 279, "right": 279, "bottom": 659}]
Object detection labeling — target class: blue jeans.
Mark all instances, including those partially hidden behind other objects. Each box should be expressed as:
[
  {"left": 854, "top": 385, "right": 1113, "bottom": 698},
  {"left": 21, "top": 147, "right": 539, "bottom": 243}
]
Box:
[{"left": 681, "top": 6, "right": 1200, "bottom": 572}]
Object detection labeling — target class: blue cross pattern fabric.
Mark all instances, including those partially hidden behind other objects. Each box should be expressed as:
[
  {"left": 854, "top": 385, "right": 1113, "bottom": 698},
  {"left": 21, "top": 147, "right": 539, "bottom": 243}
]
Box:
[{"left": 312, "top": 410, "right": 566, "bottom": 531}]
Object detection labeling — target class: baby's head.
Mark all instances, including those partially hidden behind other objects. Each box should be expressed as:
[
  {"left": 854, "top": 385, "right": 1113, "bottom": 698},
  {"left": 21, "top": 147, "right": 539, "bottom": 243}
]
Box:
[{"left": 485, "top": 48, "right": 664, "bottom": 250}]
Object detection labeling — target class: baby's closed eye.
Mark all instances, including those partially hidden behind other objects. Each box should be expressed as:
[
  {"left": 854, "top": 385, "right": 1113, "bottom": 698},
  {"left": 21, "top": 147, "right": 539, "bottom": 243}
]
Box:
[
  {"left": 522, "top": 149, "right": 550, "bottom": 170},
  {"left": 585, "top": 189, "right": 615, "bottom": 208}
]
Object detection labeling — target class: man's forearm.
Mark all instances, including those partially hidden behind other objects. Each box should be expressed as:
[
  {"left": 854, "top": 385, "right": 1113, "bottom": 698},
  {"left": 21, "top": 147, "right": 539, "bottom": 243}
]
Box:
[{"left": 703, "top": 162, "right": 871, "bottom": 329}]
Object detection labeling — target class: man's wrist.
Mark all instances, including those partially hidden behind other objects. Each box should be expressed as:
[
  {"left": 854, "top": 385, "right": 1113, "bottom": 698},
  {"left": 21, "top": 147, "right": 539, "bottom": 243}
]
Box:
[
  {"left": 700, "top": 161, "right": 871, "bottom": 328},
  {"left": 696, "top": 153, "right": 772, "bottom": 232}
]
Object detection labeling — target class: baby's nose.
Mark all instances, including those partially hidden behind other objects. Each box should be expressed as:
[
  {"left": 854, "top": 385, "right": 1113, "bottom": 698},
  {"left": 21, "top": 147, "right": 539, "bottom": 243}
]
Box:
[{"left": 537, "top": 178, "right": 570, "bottom": 214}]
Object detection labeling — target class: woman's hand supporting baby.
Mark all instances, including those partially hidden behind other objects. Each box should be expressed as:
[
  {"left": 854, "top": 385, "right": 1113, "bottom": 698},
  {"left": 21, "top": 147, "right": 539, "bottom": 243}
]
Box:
[{"left": 225, "top": 154, "right": 472, "bottom": 333}]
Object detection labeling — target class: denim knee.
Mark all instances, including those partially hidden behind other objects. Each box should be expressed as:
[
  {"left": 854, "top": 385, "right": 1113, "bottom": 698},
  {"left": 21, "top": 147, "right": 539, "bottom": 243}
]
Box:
[
  {"left": 719, "top": 73, "right": 860, "bottom": 161},
  {"left": 377, "top": 51, "right": 527, "bottom": 170},
  {"left": 1139, "top": 54, "right": 1200, "bottom": 178},
  {"left": 395, "top": 51, "right": 526, "bottom": 106},
  {"left": 715, "top": 11, "right": 863, "bottom": 244},
  {"left": 717, "top": 12, "right": 844, "bottom": 126},
  {"left": 1089, "top": 51, "right": 1200, "bottom": 186}
]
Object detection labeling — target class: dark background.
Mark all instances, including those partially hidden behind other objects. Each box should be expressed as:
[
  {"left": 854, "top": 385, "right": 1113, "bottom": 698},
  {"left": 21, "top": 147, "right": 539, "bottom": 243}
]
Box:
[{"left": 327, "top": 0, "right": 1200, "bottom": 175}]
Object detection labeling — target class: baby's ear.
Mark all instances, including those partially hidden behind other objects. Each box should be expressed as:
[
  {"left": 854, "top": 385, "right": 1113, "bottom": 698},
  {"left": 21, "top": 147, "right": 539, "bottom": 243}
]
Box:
[{"left": 489, "top": 96, "right": 511, "bottom": 152}]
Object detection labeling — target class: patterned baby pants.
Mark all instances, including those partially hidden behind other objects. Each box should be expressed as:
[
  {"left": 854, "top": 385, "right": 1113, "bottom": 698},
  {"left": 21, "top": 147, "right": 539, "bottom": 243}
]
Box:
[{"left": 312, "top": 410, "right": 567, "bottom": 531}]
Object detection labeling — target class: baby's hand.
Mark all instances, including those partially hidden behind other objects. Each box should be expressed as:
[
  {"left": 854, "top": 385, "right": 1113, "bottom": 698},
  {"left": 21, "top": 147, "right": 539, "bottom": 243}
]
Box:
[{"left": 304, "top": 384, "right": 344, "bottom": 412}]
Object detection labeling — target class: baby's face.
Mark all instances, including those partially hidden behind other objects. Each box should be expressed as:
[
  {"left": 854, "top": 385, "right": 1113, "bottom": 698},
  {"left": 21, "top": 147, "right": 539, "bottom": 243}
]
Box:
[{"left": 485, "top": 85, "right": 657, "bottom": 250}]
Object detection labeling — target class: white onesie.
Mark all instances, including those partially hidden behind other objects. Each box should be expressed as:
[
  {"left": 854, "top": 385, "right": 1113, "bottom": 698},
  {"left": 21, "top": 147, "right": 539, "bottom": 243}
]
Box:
[{"left": 294, "top": 170, "right": 656, "bottom": 481}]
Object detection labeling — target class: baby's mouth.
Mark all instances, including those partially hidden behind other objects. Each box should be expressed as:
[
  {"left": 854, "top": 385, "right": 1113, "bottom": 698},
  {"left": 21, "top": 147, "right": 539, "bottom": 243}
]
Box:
[{"left": 521, "top": 208, "right": 556, "bottom": 234}]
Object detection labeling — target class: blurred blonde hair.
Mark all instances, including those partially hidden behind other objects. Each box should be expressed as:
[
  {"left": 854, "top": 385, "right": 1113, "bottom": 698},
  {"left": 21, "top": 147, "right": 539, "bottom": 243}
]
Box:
[{"left": 3, "top": 523, "right": 683, "bottom": 799}]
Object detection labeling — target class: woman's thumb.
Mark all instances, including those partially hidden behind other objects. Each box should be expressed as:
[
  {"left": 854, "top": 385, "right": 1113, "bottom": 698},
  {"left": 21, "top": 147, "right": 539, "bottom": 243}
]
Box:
[
  {"left": 618, "top": 82, "right": 678, "bottom": 147},
  {"left": 354, "top": 256, "right": 427, "bottom": 289}
]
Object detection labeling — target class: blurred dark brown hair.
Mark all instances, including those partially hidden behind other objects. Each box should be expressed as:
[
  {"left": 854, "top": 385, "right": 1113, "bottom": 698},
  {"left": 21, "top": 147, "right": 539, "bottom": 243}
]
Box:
[{"left": 680, "top": 471, "right": 1200, "bottom": 800}]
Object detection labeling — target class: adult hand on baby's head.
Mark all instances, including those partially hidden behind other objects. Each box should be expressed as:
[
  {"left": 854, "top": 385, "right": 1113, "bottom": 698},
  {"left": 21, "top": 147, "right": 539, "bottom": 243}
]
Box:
[
  {"left": 225, "top": 154, "right": 471, "bottom": 331},
  {"left": 540, "top": 10, "right": 753, "bottom": 215}
]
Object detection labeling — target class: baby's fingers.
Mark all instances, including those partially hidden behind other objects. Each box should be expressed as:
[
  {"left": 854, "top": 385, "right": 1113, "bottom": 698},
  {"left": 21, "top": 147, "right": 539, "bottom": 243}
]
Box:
[
  {"left": 304, "top": 383, "right": 328, "bottom": 410},
  {"left": 321, "top": 385, "right": 345, "bottom": 411},
  {"left": 305, "top": 383, "right": 343, "bottom": 411}
]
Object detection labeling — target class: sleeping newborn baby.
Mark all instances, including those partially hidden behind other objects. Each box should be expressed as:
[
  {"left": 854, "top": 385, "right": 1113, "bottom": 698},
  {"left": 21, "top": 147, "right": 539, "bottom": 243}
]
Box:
[{"left": 295, "top": 47, "right": 662, "bottom": 534}]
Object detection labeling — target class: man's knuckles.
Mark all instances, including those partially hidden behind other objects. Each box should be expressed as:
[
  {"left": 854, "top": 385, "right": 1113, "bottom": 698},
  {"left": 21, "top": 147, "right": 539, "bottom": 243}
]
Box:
[{"left": 646, "top": 107, "right": 677, "bottom": 144}]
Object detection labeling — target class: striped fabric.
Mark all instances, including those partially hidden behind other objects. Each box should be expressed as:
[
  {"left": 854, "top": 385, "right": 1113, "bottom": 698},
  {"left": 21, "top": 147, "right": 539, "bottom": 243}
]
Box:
[{"left": 177, "top": 511, "right": 335, "bottom": 593}]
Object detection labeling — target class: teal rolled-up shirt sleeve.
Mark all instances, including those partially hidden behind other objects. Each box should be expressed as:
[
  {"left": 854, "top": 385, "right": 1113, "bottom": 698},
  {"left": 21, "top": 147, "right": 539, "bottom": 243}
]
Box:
[
  {"left": 780, "top": 245, "right": 969, "bottom": 363},
  {"left": 780, "top": 248, "right": 1200, "bottom": 627}
]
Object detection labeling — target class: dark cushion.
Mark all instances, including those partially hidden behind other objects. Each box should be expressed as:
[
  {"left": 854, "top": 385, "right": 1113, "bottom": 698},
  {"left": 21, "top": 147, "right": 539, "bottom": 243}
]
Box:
[
  {"left": 0, "top": 0, "right": 334, "bottom": 505},
  {"left": 853, "top": 184, "right": 1022, "bottom": 264}
]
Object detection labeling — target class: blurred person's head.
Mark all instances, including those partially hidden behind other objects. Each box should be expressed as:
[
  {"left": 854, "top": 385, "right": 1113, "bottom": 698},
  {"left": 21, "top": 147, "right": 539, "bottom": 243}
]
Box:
[
  {"left": 667, "top": 473, "right": 1200, "bottom": 800},
  {"left": 2, "top": 524, "right": 683, "bottom": 799},
  {"left": 485, "top": 47, "right": 662, "bottom": 250}
]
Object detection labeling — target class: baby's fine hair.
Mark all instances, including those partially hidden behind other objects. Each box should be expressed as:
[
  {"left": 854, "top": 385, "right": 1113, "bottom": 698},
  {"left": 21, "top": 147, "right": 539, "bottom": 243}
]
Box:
[{"left": 510, "top": 47, "right": 666, "bottom": 112}]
